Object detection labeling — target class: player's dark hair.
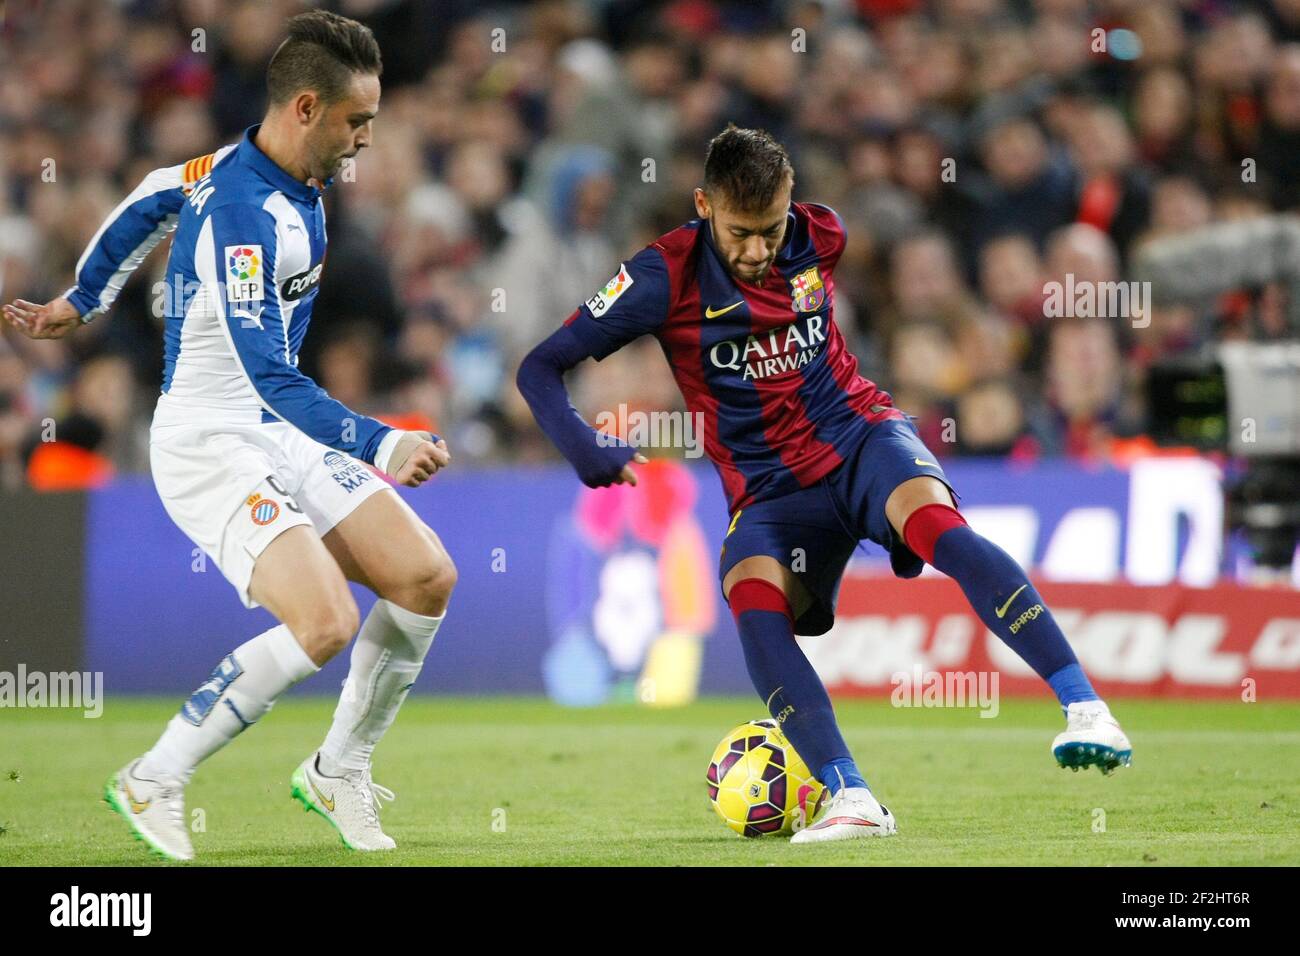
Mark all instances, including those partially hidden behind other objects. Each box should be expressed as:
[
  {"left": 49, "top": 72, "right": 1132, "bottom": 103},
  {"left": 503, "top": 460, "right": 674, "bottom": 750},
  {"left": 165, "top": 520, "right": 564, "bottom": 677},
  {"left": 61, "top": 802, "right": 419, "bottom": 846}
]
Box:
[
  {"left": 703, "top": 125, "right": 794, "bottom": 213},
  {"left": 266, "top": 11, "right": 382, "bottom": 105}
]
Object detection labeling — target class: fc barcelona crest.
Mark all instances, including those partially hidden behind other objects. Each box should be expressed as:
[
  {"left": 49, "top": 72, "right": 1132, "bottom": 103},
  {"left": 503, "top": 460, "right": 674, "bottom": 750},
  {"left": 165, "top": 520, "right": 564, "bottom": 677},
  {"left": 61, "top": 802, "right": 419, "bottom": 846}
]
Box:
[{"left": 789, "top": 267, "right": 825, "bottom": 313}]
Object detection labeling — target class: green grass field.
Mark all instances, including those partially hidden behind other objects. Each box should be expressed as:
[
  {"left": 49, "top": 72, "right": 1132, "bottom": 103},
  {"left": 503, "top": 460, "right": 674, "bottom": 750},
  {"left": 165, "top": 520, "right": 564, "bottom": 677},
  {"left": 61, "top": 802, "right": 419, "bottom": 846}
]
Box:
[{"left": 1, "top": 696, "right": 1297, "bottom": 866}]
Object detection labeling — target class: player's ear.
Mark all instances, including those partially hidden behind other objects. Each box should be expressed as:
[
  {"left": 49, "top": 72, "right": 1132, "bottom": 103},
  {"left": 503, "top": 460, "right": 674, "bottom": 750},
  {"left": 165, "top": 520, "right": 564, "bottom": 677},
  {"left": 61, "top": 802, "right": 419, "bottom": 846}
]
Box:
[
  {"left": 294, "top": 90, "right": 320, "bottom": 126},
  {"left": 693, "top": 187, "right": 710, "bottom": 219}
]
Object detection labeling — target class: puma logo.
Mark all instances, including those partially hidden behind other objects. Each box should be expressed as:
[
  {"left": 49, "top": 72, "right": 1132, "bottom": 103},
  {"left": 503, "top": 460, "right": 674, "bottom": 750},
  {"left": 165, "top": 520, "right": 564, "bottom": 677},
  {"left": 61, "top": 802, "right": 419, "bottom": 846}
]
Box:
[{"left": 232, "top": 306, "right": 264, "bottom": 329}]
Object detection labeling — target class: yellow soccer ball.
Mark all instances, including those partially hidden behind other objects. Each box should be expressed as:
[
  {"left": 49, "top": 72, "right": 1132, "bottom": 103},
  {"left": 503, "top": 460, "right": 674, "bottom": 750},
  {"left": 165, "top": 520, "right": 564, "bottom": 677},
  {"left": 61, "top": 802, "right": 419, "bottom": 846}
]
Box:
[{"left": 706, "top": 719, "right": 826, "bottom": 837}]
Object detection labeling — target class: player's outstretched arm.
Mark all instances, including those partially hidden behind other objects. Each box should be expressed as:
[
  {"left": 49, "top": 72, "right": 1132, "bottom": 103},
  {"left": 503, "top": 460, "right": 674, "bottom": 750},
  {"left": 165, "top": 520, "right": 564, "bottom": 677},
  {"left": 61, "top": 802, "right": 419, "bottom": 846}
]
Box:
[
  {"left": 3, "top": 148, "right": 234, "bottom": 337},
  {"left": 516, "top": 250, "right": 669, "bottom": 487},
  {"left": 516, "top": 323, "right": 646, "bottom": 487},
  {"left": 65, "top": 148, "right": 233, "bottom": 324}
]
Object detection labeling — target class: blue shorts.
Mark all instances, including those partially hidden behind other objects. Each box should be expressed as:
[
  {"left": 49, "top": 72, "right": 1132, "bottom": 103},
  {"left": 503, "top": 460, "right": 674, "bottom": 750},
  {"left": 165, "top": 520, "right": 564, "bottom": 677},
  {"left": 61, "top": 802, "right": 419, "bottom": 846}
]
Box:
[{"left": 718, "top": 417, "right": 958, "bottom": 636}]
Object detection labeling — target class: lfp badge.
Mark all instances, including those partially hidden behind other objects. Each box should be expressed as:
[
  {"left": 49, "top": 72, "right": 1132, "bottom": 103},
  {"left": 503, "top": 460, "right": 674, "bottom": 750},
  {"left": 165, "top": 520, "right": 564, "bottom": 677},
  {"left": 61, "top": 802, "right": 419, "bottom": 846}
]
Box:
[
  {"left": 585, "top": 263, "right": 634, "bottom": 318},
  {"left": 225, "top": 244, "right": 264, "bottom": 301},
  {"left": 789, "top": 266, "right": 825, "bottom": 313}
]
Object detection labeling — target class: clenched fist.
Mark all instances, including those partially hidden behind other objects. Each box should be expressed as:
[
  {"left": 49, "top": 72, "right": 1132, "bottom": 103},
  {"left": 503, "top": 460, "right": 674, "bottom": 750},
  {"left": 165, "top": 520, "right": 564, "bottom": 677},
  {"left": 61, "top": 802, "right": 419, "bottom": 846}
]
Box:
[{"left": 384, "top": 430, "right": 450, "bottom": 487}]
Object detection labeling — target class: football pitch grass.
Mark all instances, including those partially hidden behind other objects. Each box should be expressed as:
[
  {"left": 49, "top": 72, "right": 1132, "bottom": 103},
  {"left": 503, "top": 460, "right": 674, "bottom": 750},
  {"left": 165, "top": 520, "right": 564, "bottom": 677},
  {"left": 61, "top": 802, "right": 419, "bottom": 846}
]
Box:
[{"left": 2, "top": 696, "right": 1297, "bottom": 866}]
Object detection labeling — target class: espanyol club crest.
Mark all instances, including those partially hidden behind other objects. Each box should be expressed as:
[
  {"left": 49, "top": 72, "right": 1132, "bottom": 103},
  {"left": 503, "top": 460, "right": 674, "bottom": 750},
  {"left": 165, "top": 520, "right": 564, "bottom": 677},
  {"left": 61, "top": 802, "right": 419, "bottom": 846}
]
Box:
[
  {"left": 247, "top": 492, "right": 280, "bottom": 526},
  {"left": 789, "top": 266, "right": 825, "bottom": 313}
]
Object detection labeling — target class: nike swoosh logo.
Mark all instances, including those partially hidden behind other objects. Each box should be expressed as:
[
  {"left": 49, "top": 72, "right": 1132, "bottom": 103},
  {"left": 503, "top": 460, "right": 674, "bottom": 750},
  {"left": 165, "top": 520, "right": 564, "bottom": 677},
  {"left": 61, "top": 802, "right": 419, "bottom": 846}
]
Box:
[
  {"left": 995, "top": 584, "right": 1029, "bottom": 619},
  {"left": 764, "top": 686, "right": 784, "bottom": 710},
  {"left": 124, "top": 781, "right": 150, "bottom": 814},
  {"left": 811, "top": 816, "right": 879, "bottom": 830},
  {"left": 309, "top": 775, "right": 335, "bottom": 812},
  {"left": 914, "top": 458, "right": 939, "bottom": 468},
  {"left": 705, "top": 301, "right": 744, "bottom": 319}
]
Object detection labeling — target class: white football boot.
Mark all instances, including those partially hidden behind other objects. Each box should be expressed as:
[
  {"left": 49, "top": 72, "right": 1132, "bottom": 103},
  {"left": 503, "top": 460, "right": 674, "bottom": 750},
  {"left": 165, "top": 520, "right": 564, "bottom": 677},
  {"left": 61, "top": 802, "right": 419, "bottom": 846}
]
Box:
[
  {"left": 1052, "top": 701, "right": 1133, "bottom": 774},
  {"left": 103, "top": 758, "right": 194, "bottom": 862},
  {"left": 790, "top": 786, "right": 898, "bottom": 844},
  {"left": 290, "top": 753, "right": 396, "bottom": 851}
]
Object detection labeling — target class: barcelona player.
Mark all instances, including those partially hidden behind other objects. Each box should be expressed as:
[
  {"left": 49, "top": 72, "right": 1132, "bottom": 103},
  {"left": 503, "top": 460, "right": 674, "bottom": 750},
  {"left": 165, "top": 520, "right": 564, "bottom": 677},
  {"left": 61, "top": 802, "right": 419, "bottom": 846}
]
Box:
[{"left": 517, "top": 125, "right": 1132, "bottom": 843}]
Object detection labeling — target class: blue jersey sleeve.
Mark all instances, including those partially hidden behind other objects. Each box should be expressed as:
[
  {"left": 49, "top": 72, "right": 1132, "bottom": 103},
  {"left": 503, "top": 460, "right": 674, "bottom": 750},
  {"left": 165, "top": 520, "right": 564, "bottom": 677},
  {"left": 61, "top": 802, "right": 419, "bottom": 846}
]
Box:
[
  {"left": 66, "top": 147, "right": 234, "bottom": 320},
  {"left": 563, "top": 246, "right": 671, "bottom": 360},
  {"left": 64, "top": 164, "right": 188, "bottom": 319},
  {"left": 516, "top": 323, "right": 636, "bottom": 487},
  {"left": 202, "top": 202, "right": 392, "bottom": 464}
]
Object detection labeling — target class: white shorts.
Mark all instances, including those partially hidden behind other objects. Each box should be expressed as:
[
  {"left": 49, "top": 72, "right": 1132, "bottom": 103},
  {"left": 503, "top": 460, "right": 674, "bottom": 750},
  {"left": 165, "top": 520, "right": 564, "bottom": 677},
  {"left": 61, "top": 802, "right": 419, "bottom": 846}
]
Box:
[{"left": 149, "top": 419, "right": 391, "bottom": 608}]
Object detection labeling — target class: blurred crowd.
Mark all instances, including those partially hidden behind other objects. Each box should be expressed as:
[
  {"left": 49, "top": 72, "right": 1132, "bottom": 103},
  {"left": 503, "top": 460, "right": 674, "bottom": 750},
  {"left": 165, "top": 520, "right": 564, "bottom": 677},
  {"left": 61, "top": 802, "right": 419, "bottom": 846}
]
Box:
[{"left": 3, "top": 0, "right": 1300, "bottom": 490}]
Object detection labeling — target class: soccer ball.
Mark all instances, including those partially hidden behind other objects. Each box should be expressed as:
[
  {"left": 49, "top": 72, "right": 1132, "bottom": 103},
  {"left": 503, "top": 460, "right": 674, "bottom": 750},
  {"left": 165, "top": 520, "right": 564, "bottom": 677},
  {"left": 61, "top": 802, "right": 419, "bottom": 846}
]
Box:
[{"left": 706, "top": 719, "right": 826, "bottom": 837}]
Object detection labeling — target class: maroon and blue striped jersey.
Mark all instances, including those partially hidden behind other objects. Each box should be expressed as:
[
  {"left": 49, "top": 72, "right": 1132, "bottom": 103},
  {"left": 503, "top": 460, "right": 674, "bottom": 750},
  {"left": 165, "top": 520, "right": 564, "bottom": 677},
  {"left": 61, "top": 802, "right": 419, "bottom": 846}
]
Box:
[{"left": 563, "top": 202, "right": 904, "bottom": 511}]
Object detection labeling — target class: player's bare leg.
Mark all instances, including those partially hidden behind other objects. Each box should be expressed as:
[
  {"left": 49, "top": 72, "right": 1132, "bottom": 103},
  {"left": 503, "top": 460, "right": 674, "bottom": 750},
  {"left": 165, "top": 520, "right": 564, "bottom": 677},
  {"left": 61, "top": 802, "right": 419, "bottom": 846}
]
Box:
[
  {"left": 289, "top": 488, "right": 457, "bottom": 851},
  {"left": 887, "top": 476, "right": 1133, "bottom": 774},
  {"left": 722, "top": 556, "right": 813, "bottom": 618},
  {"left": 722, "top": 556, "right": 898, "bottom": 844},
  {"left": 106, "top": 526, "right": 354, "bottom": 861}
]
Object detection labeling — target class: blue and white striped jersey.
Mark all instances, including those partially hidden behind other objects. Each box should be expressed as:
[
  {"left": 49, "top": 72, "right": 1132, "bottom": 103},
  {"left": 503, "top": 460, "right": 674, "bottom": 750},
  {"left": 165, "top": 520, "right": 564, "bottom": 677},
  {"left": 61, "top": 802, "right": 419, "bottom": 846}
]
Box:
[{"left": 66, "top": 125, "right": 393, "bottom": 465}]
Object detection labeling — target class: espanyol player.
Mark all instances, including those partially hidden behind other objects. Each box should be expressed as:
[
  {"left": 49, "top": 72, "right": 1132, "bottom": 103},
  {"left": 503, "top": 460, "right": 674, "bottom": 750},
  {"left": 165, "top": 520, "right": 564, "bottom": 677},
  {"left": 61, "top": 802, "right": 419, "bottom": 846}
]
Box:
[
  {"left": 4, "top": 12, "right": 455, "bottom": 861},
  {"left": 517, "top": 125, "right": 1132, "bottom": 844}
]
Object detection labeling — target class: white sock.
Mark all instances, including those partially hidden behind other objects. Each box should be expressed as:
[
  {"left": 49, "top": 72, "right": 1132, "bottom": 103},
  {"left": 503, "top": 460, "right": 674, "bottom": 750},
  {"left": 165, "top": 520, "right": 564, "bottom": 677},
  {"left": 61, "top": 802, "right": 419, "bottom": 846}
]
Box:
[
  {"left": 1069, "top": 699, "right": 1111, "bottom": 717},
  {"left": 137, "top": 624, "right": 318, "bottom": 784},
  {"left": 318, "top": 599, "right": 444, "bottom": 775}
]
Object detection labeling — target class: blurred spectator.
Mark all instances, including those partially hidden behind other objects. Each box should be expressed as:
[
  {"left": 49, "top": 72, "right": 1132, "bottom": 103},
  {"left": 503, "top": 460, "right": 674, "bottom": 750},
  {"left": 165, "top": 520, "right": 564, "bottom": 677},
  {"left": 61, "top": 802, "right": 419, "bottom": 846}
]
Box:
[
  {"left": 1066, "top": 103, "right": 1151, "bottom": 262},
  {"left": 1257, "top": 44, "right": 1300, "bottom": 210},
  {"left": 1132, "top": 67, "right": 1197, "bottom": 173},
  {"left": 954, "top": 377, "right": 1033, "bottom": 458},
  {"left": 69, "top": 353, "right": 149, "bottom": 473},
  {"left": 489, "top": 144, "right": 621, "bottom": 359},
  {"left": 963, "top": 112, "right": 1078, "bottom": 258},
  {"left": 887, "top": 230, "right": 976, "bottom": 336},
  {"left": 1033, "top": 315, "right": 1137, "bottom": 460},
  {"left": 1148, "top": 175, "right": 1213, "bottom": 237},
  {"left": 979, "top": 233, "right": 1044, "bottom": 329},
  {"left": 317, "top": 323, "right": 381, "bottom": 414}
]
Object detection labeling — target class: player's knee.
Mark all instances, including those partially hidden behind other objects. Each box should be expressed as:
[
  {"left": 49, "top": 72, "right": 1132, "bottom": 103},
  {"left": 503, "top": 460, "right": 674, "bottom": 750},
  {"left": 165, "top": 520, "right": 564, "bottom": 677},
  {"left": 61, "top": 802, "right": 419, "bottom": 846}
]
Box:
[
  {"left": 411, "top": 553, "right": 457, "bottom": 611},
  {"left": 380, "top": 548, "right": 456, "bottom": 617},
  {"left": 292, "top": 598, "right": 360, "bottom": 662},
  {"left": 433, "top": 556, "right": 458, "bottom": 599},
  {"left": 319, "top": 603, "right": 360, "bottom": 659}
]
